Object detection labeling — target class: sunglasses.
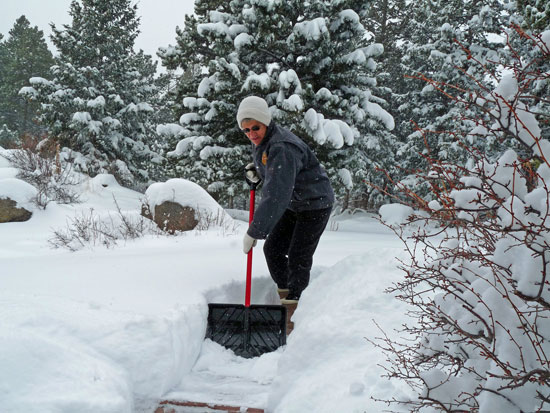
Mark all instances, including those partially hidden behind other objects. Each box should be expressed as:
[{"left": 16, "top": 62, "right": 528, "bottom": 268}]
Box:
[{"left": 242, "top": 125, "right": 261, "bottom": 134}]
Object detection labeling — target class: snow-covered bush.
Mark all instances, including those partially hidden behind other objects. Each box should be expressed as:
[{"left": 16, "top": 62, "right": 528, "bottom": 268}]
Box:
[
  {"left": 1, "top": 139, "right": 80, "bottom": 208},
  {"left": 376, "top": 28, "right": 550, "bottom": 412}
]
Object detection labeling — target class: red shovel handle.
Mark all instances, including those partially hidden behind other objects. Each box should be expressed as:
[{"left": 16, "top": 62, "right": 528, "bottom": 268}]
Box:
[{"left": 245, "top": 188, "right": 256, "bottom": 307}]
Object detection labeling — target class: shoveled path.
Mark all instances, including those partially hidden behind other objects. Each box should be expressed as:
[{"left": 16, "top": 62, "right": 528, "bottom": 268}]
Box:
[
  {"left": 155, "top": 303, "right": 297, "bottom": 413},
  {"left": 155, "top": 338, "right": 278, "bottom": 413}
]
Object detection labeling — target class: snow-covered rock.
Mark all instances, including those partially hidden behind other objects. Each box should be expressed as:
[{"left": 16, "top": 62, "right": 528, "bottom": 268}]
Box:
[
  {"left": 144, "top": 179, "right": 233, "bottom": 233},
  {"left": 0, "top": 178, "right": 37, "bottom": 223}
]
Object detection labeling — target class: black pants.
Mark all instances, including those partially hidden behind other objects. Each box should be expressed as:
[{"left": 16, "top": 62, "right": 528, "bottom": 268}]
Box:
[{"left": 263, "top": 207, "right": 331, "bottom": 296}]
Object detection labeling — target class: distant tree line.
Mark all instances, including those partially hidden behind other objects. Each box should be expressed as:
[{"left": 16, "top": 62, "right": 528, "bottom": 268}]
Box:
[{"left": 1, "top": 0, "right": 548, "bottom": 208}]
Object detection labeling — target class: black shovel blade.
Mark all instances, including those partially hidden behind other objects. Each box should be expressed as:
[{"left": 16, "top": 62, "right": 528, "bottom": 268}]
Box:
[{"left": 206, "top": 303, "right": 286, "bottom": 358}]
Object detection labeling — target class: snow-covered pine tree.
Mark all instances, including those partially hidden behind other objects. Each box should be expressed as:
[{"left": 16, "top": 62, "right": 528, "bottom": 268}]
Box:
[
  {"left": 159, "top": 0, "right": 396, "bottom": 210},
  {"left": 0, "top": 124, "right": 17, "bottom": 149},
  {"left": 158, "top": 1, "right": 248, "bottom": 206},
  {"left": 395, "top": 0, "right": 513, "bottom": 194},
  {"left": 517, "top": 0, "right": 550, "bottom": 31},
  {"left": 0, "top": 33, "right": 8, "bottom": 146},
  {"left": 364, "top": 0, "right": 411, "bottom": 113},
  {"left": 0, "top": 16, "right": 54, "bottom": 140},
  {"left": 267, "top": 0, "right": 398, "bottom": 210},
  {"left": 21, "top": 0, "right": 160, "bottom": 188},
  {"left": 0, "top": 34, "right": 18, "bottom": 148},
  {"left": 364, "top": 0, "right": 416, "bottom": 191},
  {"left": 144, "top": 70, "right": 180, "bottom": 183},
  {"left": 249, "top": 0, "right": 398, "bottom": 210}
]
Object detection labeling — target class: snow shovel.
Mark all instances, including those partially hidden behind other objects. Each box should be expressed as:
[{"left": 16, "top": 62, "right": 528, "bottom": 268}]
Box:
[{"left": 206, "top": 181, "right": 286, "bottom": 358}]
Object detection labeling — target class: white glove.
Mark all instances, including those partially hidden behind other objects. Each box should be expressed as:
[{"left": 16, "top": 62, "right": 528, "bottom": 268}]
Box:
[
  {"left": 243, "top": 233, "right": 258, "bottom": 254},
  {"left": 245, "top": 162, "right": 261, "bottom": 186}
]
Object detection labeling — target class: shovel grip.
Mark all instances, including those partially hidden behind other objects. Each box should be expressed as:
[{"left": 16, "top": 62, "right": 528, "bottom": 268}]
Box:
[{"left": 245, "top": 188, "right": 256, "bottom": 307}]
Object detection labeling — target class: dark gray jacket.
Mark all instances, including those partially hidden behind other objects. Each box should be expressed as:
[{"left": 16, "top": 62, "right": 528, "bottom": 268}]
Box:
[{"left": 247, "top": 122, "right": 334, "bottom": 239}]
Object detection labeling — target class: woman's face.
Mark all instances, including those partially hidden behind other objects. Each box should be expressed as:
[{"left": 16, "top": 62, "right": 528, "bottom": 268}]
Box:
[{"left": 241, "top": 119, "right": 267, "bottom": 146}]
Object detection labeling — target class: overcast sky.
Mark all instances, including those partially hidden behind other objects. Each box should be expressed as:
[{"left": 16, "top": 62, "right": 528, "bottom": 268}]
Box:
[{"left": 0, "top": 0, "right": 195, "bottom": 62}]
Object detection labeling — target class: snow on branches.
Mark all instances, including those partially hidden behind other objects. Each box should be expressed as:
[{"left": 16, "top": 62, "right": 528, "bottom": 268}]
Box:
[{"left": 375, "top": 28, "right": 550, "bottom": 412}]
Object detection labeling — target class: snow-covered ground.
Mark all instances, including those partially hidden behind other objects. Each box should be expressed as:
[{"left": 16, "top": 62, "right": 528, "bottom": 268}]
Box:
[{"left": 0, "top": 150, "right": 411, "bottom": 413}]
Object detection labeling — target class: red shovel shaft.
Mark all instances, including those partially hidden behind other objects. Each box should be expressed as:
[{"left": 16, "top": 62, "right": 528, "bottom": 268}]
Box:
[{"left": 245, "top": 188, "right": 256, "bottom": 307}]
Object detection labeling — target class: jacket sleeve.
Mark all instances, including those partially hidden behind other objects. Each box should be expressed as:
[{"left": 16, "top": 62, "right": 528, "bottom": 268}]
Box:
[{"left": 247, "top": 142, "right": 303, "bottom": 239}]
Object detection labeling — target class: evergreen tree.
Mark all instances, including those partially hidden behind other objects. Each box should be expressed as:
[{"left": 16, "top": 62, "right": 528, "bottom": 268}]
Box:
[
  {"left": 22, "top": 0, "right": 160, "bottom": 187},
  {"left": 517, "top": 0, "right": 550, "bottom": 30},
  {"left": 365, "top": 0, "right": 409, "bottom": 85},
  {"left": 394, "top": 0, "right": 513, "bottom": 188},
  {"left": 0, "top": 33, "right": 4, "bottom": 97},
  {"left": 159, "top": 0, "right": 396, "bottom": 209},
  {"left": 158, "top": 1, "right": 247, "bottom": 205},
  {"left": 281, "top": 0, "right": 398, "bottom": 209},
  {"left": 514, "top": 1, "right": 550, "bottom": 144},
  {"left": 0, "top": 16, "right": 54, "bottom": 140},
  {"left": 0, "top": 124, "right": 17, "bottom": 148},
  {"left": 0, "top": 33, "right": 7, "bottom": 143},
  {"left": 364, "top": 0, "right": 415, "bottom": 189}
]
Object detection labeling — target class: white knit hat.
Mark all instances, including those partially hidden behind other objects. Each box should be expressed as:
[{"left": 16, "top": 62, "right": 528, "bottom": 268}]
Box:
[{"left": 236, "top": 96, "right": 272, "bottom": 127}]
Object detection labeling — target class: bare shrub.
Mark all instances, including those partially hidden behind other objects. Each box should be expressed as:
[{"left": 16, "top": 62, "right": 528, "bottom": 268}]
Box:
[
  {"left": 372, "top": 28, "right": 550, "bottom": 412},
  {"left": 2, "top": 136, "right": 81, "bottom": 208},
  {"left": 49, "top": 198, "right": 162, "bottom": 251},
  {"left": 192, "top": 207, "right": 239, "bottom": 236}
]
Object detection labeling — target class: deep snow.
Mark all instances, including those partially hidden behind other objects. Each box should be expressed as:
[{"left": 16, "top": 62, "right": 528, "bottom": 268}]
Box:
[{"left": 0, "top": 151, "right": 411, "bottom": 412}]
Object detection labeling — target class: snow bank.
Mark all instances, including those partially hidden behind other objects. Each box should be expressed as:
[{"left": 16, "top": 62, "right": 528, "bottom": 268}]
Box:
[
  {"left": 0, "top": 178, "right": 37, "bottom": 209},
  {"left": 0, "top": 152, "right": 18, "bottom": 179},
  {"left": 379, "top": 203, "right": 413, "bottom": 225},
  {"left": 0, "top": 326, "right": 132, "bottom": 413},
  {"left": 1, "top": 149, "right": 410, "bottom": 412},
  {"left": 267, "top": 251, "right": 410, "bottom": 412},
  {"left": 88, "top": 174, "right": 122, "bottom": 192},
  {"left": 0, "top": 293, "right": 207, "bottom": 412}
]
